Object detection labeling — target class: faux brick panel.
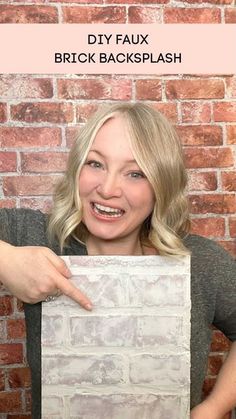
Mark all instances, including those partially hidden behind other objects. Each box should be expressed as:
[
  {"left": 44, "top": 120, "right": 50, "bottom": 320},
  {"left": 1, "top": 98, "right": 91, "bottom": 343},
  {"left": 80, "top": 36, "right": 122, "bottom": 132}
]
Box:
[
  {"left": 69, "top": 394, "right": 183, "bottom": 419},
  {"left": 42, "top": 256, "right": 190, "bottom": 418},
  {"left": 150, "top": 102, "right": 178, "bottom": 122},
  {"left": 0, "top": 127, "right": 61, "bottom": 148},
  {"left": 0, "top": 153, "right": 17, "bottom": 173},
  {"left": 222, "top": 172, "right": 236, "bottom": 191},
  {"left": 8, "top": 368, "right": 31, "bottom": 389},
  {"left": 225, "top": 8, "right": 236, "bottom": 23},
  {"left": 135, "top": 80, "right": 162, "bottom": 100},
  {"left": 184, "top": 147, "right": 233, "bottom": 168},
  {"left": 166, "top": 79, "right": 224, "bottom": 100},
  {"left": 177, "top": 126, "right": 222, "bottom": 146},
  {"left": 226, "top": 126, "right": 236, "bottom": 144},
  {"left": 190, "top": 218, "right": 225, "bottom": 238},
  {"left": 0, "top": 5, "right": 58, "bottom": 23},
  {"left": 0, "top": 103, "right": 7, "bottom": 123},
  {"left": 7, "top": 319, "right": 26, "bottom": 340},
  {"left": 65, "top": 126, "right": 80, "bottom": 148},
  {"left": 58, "top": 79, "right": 131, "bottom": 100},
  {"left": 0, "top": 344, "right": 23, "bottom": 365},
  {"left": 0, "top": 296, "right": 13, "bottom": 317},
  {"left": 62, "top": 6, "right": 126, "bottom": 23},
  {"left": 188, "top": 172, "right": 217, "bottom": 191},
  {"left": 0, "top": 77, "right": 53, "bottom": 99},
  {"left": 164, "top": 8, "right": 221, "bottom": 23},
  {"left": 21, "top": 152, "right": 68, "bottom": 173},
  {"left": 0, "top": 391, "right": 22, "bottom": 413},
  {"left": 128, "top": 7, "right": 162, "bottom": 23},
  {"left": 189, "top": 194, "right": 236, "bottom": 214},
  {"left": 11, "top": 102, "right": 74, "bottom": 124},
  {"left": 3, "top": 175, "right": 60, "bottom": 197},
  {"left": 181, "top": 102, "right": 211, "bottom": 123},
  {"left": 229, "top": 217, "right": 236, "bottom": 237},
  {"left": 213, "top": 102, "right": 236, "bottom": 122}
]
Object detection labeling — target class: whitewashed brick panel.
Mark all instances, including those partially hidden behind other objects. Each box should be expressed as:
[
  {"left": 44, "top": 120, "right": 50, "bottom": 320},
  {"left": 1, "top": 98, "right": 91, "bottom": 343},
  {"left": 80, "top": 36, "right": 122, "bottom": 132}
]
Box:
[{"left": 42, "top": 255, "right": 191, "bottom": 418}]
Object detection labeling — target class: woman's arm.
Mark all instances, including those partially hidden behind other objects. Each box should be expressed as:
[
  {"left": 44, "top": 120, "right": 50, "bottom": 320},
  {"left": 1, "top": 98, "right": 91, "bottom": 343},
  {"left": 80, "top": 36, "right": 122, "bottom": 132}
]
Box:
[
  {"left": 0, "top": 240, "right": 92, "bottom": 309},
  {"left": 191, "top": 341, "right": 236, "bottom": 419}
]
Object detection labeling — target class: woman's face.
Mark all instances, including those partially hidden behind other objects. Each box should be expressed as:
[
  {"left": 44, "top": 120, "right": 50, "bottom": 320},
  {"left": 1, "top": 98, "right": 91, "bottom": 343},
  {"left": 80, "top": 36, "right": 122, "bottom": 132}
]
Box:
[{"left": 78, "top": 115, "right": 155, "bottom": 246}]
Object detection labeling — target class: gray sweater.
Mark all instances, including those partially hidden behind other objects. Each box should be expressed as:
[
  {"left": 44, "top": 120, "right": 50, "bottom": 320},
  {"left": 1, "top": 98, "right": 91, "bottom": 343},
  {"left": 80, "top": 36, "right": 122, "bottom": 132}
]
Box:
[{"left": 0, "top": 208, "right": 235, "bottom": 419}]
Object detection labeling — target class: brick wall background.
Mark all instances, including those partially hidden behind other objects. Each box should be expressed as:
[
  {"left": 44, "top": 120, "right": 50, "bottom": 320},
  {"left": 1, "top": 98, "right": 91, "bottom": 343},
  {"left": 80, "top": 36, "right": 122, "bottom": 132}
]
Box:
[{"left": 0, "top": 2, "right": 235, "bottom": 416}]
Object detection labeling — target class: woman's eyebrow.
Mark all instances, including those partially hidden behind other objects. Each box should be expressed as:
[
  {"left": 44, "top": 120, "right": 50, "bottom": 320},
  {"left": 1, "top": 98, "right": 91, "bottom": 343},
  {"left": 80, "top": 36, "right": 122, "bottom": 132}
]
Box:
[{"left": 88, "top": 149, "right": 137, "bottom": 164}]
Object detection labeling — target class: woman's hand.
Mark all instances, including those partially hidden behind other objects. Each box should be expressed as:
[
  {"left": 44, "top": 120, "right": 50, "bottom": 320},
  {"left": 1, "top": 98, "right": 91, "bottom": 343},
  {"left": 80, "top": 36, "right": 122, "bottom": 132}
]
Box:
[
  {"left": 0, "top": 241, "right": 92, "bottom": 310},
  {"left": 191, "top": 400, "right": 228, "bottom": 419}
]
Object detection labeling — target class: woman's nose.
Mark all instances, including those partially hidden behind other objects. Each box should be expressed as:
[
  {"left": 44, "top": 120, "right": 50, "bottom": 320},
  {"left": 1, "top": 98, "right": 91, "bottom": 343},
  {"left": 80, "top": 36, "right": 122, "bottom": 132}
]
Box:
[{"left": 96, "top": 173, "right": 122, "bottom": 198}]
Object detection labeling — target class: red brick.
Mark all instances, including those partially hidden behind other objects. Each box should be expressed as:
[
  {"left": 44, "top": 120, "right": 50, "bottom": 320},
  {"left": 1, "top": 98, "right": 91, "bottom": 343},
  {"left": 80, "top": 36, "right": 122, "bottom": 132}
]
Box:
[
  {"left": 207, "top": 354, "right": 224, "bottom": 376},
  {"left": 0, "top": 153, "right": 17, "bottom": 173},
  {"left": 61, "top": 0, "right": 102, "bottom": 3},
  {"left": 0, "top": 5, "right": 58, "bottom": 23},
  {"left": 189, "top": 194, "right": 236, "bottom": 214},
  {"left": 11, "top": 102, "right": 74, "bottom": 124},
  {"left": 184, "top": 147, "right": 233, "bottom": 168},
  {"left": 0, "top": 369, "right": 5, "bottom": 391},
  {"left": 222, "top": 171, "right": 236, "bottom": 191},
  {"left": 181, "top": 102, "right": 211, "bottom": 123},
  {"left": 110, "top": 0, "right": 166, "bottom": 3},
  {"left": 227, "top": 125, "right": 236, "bottom": 144},
  {"left": 219, "top": 240, "right": 236, "bottom": 257},
  {"left": 128, "top": 6, "right": 161, "bottom": 23},
  {"left": 150, "top": 102, "right": 178, "bottom": 123},
  {"left": 164, "top": 7, "right": 221, "bottom": 23},
  {"left": 225, "top": 8, "right": 236, "bottom": 23},
  {"left": 0, "top": 320, "right": 6, "bottom": 342},
  {"left": 0, "top": 391, "right": 22, "bottom": 412},
  {"left": 76, "top": 103, "right": 99, "bottom": 123},
  {"left": 0, "top": 103, "right": 7, "bottom": 123},
  {"left": 0, "top": 296, "right": 13, "bottom": 316},
  {"left": 0, "top": 344, "right": 23, "bottom": 365},
  {"left": 3, "top": 175, "right": 60, "bottom": 197},
  {"left": 229, "top": 217, "right": 236, "bottom": 237},
  {"left": 177, "top": 125, "right": 222, "bottom": 146},
  {"left": 166, "top": 79, "right": 224, "bottom": 100},
  {"left": 58, "top": 78, "right": 131, "bottom": 100},
  {"left": 62, "top": 6, "right": 126, "bottom": 23},
  {"left": 7, "top": 319, "right": 26, "bottom": 340},
  {"left": 16, "top": 300, "right": 24, "bottom": 313},
  {"left": 25, "top": 389, "right": 31, "bottom": 411},
  {"left": 0, "top": 127, "right": 61, "bottom": 148},
  {"left": 188, "top": 172, "right": 217, "bottom": 191},
  {"left": 66, "top": 126, "right": 81, "bottom": 148},
  {"left": 135, "top": 79, "right": 162, "bottom": 100},
  {"left": 7, "top": 416, "right": 31, "bottom": 419},
  {"left": 180, "top": 0, "right": 230, "bottom": 3},
  {"left": 214, "top": 102, "right": 236, "bottom": 122},
  {"left": 190, "top": 217, "right": 225, "bottom": 237},
  {"left": 211, "top": 330, "right": 231, "bottom": 351},
  {"left": 202, "top": 377, "right": 217, "bottom": 398},
  {"left": 8, "top": 367, "right": 31, "bottom": 389},
  {"left": 0, "top": 200, "right": 16, "bottom": 209},
  {"left": 21, "top": 152, "right": 68, "bottom": 173},
  {"left": 226, "top": 76, "right": 236, "bottom": 98},
  {"left": 19, "top": 198, "right": 52, "bottom": 213},
  {"left": 0, "top": 76, "right": 53, "bottom": 99}
]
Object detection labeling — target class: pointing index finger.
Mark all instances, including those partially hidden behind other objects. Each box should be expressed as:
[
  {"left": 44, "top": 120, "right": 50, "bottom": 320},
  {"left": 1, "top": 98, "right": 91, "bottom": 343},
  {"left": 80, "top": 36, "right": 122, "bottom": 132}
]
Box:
[{"left": 55, "top": 274, "right": 93, "bottom": 311}]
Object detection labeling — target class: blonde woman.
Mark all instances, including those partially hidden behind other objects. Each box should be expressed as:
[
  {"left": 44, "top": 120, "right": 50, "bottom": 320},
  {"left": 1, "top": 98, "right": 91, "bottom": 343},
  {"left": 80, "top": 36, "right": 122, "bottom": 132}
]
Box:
[{"left": 0, "top": 103, "right": 235, "bottom": 418}]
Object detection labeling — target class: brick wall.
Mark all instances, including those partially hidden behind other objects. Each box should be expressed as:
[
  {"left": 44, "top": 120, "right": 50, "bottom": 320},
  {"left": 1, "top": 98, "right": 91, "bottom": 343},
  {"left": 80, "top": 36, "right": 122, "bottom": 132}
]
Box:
[{"left": 0, "top": 2, "right": 235, "bottom": 416}]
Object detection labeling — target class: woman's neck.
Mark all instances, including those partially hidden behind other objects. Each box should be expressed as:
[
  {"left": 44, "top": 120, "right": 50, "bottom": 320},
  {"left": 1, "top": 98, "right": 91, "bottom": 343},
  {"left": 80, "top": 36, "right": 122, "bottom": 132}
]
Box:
[{"left": 86, "top": 236, "right": 143, "bottom": 256}]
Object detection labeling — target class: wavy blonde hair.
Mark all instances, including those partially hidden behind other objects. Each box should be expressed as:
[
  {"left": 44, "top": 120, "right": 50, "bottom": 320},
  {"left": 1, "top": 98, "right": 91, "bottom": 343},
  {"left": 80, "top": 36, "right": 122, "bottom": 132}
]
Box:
[{"left": 48, "top": 102, "right": 190, "bottom": 256}]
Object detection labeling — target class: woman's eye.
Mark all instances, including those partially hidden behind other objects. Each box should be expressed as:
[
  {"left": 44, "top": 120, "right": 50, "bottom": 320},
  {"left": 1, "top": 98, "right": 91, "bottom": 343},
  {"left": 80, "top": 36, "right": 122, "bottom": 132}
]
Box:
[
  {"left": 86, "top": 160, "right": 102, "bottom": 169},
  {"left": 129, "top": 171, "right": 145, "bottom": 179}
]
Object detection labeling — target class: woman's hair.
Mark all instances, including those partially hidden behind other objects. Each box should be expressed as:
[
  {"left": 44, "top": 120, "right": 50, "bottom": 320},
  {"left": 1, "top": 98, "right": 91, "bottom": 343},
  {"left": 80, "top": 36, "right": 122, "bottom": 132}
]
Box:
[{"left": 48, "top": 102, "right": 190, "bottom": 256}]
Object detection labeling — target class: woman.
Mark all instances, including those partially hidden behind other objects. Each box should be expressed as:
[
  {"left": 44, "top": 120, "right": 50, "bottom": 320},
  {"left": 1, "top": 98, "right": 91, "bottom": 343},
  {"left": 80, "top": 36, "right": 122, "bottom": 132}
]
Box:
[{"left": 0, "top": 103, "right": 235, "bottom": 418}]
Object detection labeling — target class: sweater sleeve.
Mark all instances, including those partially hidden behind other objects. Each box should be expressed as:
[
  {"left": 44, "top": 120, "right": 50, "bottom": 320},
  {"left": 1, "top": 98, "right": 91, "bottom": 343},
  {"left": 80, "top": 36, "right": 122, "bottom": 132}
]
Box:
[
  {"left": 212, "top": 242, "right": 236, "bottom": 341},
  {"left": 0, "top": 208, "right": 18, "bottom": 246}
]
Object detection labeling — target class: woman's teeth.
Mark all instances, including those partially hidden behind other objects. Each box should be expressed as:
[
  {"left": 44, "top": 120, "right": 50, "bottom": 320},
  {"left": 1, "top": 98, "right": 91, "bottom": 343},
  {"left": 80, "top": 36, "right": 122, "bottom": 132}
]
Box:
[{"left": 93, "top": 203, "right": 123, "bottom": 217}]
